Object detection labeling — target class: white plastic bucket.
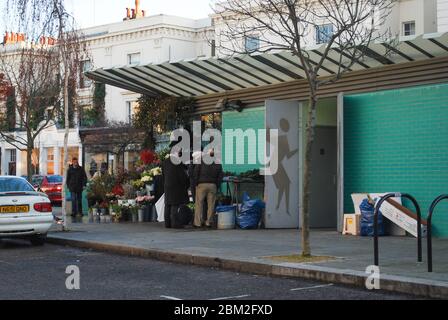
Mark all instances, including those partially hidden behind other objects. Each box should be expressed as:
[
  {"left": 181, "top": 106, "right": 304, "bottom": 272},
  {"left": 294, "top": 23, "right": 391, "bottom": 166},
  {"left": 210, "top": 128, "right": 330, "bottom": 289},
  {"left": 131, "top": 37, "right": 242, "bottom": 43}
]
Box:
[{"left": 217, "top": 208, "right": 236, "bottom": 230}]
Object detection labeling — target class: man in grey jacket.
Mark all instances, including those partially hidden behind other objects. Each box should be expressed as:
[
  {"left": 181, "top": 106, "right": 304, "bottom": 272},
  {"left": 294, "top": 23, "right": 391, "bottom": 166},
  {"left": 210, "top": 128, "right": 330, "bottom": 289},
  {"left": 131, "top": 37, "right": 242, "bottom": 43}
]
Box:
[{"left": 193, "top": 150, "right": 223, "bottom": 228}]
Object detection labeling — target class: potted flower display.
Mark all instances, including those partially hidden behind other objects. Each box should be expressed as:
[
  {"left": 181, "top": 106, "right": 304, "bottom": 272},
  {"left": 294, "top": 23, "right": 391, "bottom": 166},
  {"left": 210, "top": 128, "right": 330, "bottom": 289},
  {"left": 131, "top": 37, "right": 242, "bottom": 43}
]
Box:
[
  {"left": 99, "top": 201, "right": 109, "bottom": 216},
  {"left": 91, "top": 203, "right": 99, "bottom": 217},
  {"left": 137, "top": 204, "right": 145, "bottom": 223},
  {"left": 136, "top": 194, "right": 154, "bottom": 222},
  {"left": 139, "top": 172, "right": 152, "bottom": 191},
  {"left": 141, "top": 167, "right": 162, "bottom": 193},
  {"left": 110, "top": 204, "right": 122, "bottom": 223},
  {"left": 129, "top": 203, "right": 139, "bottom": 223}
]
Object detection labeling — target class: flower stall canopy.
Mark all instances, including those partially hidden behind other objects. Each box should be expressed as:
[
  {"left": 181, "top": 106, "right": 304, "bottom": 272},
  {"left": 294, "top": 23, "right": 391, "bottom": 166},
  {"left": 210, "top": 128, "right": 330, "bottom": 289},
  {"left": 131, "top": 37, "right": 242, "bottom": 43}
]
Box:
[{"left": 79, "top": 126, "right": 146, "bottom": 154}]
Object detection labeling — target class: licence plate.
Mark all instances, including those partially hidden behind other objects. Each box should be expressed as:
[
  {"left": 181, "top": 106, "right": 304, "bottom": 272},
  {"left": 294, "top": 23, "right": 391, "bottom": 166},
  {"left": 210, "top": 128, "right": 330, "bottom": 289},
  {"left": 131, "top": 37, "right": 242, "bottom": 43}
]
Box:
[{"left": 0, "top": 205, "right": 30, "bottom": 214}]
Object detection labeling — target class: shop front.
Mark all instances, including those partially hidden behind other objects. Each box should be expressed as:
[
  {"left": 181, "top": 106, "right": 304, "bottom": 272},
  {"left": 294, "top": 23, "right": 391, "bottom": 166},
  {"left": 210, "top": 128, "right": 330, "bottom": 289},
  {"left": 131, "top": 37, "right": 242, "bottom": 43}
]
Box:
[
  {"left": 79, "top": 126, "right": 145, "bottom": 178},
  {"left": 0, "top": 122, "right": 81, "bottom": 177}
]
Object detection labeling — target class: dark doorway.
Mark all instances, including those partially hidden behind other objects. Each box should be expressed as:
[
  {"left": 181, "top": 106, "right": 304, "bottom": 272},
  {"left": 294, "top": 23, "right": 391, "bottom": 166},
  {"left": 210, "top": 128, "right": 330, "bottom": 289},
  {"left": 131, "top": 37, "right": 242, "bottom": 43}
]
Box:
[{"left": 310, "top": 126, "right": 337, "bottom": 229}]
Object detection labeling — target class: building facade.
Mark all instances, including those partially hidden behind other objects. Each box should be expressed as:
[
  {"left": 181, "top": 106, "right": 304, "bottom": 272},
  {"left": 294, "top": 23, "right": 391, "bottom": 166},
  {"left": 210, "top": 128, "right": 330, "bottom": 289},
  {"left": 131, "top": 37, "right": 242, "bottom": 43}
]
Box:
[
  {"left": 78, "top": 6, "right": 213, "bottom": 177},
  {"left": 438, "top": 0, "right": 448, "bottom": 32},
  {"left": 0, "top": 0, "right": 213, "bottom": 178}
]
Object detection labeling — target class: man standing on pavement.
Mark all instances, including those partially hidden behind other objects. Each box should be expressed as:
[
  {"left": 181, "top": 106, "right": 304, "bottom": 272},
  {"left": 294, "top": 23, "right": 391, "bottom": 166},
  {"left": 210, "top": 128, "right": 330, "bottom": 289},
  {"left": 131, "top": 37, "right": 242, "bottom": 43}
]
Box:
[
  {"left": 66, "top": 157, "right": 88, "bottom": 217},
  {"left": 193, "top": 149, "right": 223, "bottom": 228}
]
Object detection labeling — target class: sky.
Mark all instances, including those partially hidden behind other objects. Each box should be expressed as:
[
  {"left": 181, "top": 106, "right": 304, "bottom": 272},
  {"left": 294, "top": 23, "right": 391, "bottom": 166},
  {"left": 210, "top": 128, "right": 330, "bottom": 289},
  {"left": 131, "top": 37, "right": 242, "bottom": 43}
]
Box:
[{"left": 65, "top": 0, "right": 214, "bottom": 28}]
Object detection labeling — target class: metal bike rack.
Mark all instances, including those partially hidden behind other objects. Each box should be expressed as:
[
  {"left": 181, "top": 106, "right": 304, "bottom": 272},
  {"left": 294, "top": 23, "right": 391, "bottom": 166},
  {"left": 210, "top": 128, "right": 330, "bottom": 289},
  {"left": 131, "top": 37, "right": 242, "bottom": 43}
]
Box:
[
  {"left": 427, "top": 195, "right": 448, "bottom": 272},
  {"left": 374, "top": 193, "right": 422, "bottom": 266}
]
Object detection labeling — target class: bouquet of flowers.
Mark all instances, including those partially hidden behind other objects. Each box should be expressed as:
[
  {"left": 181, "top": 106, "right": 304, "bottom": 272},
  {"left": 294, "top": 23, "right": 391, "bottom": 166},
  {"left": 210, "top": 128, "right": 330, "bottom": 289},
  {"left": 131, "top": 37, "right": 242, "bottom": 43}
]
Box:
[
  {"left": 112, "top": 184, "right": 124, "bottom": 197},
  {"left": 132, "top": 179, "right": 145, "bottom": 191},
  {"left": 141, "top": 174, "right": 153, "bottom": 184},
  {"left": 149, "top": 167, "right": 162, "bottom": 177},
  {"left": 140, "top": 150, "right": 156, "bottom": 165},
  {"left": 135, "top": 194, "right": 154, "bottom": 208}
]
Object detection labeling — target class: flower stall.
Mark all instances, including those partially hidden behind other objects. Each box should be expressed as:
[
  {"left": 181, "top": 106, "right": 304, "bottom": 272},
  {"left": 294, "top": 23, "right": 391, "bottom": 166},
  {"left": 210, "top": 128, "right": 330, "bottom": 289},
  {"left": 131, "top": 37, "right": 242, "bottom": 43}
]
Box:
[{"left": 86, "top": 148, "right": 164, "bottom": 223}]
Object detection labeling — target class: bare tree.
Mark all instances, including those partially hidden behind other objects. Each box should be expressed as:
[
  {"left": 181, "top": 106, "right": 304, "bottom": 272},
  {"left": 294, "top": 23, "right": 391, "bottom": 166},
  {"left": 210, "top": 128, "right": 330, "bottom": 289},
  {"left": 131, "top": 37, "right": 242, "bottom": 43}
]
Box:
[
  {"left": 0, "top": 38, "right": 61, "bottom": 179},
  {"left": 2, "top": 0, "right": 88, "bottom": 229},
  {"left": 214, "top": 0, "right": 396, "bottom": 256},
  {"left": 0, "top": 73, "right": 8, "bottom": 96},
  {"left": 52, "top": 0, "right": 88, "bottom": 230}
]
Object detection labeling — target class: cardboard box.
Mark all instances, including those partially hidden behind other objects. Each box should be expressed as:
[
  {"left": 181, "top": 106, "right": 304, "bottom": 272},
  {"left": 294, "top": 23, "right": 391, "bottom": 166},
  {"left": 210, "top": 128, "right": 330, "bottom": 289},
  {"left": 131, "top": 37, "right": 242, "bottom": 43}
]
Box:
[
  {"left": 377, "top": 198, "right": 427, "bottom": 238},
  {"left": 343, "top": 214, "right": 361, "bottom": 236}
]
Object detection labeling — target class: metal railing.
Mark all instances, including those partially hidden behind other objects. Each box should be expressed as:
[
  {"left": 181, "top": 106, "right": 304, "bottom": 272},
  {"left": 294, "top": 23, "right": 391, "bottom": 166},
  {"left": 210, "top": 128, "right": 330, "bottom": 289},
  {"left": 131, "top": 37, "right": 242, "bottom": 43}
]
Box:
[
  {"left": 373, "top": 193, "right": 422, "bottom": 266},
  {"left": 427, "top": 195, "right": 448, "bottom": 272}
]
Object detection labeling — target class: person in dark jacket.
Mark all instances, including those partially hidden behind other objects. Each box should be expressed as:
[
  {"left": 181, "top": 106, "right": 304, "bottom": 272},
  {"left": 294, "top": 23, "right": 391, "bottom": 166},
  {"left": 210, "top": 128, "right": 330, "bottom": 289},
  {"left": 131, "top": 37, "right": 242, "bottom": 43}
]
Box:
[
  {"left": 66, "top": 157, "right": 88, "bottom": 217},
  {"left": 193, "top": 150, "right": 223, "bottom": 228},
  {"left": 162, "top": 151, "right": 189, "bottom": 228}
]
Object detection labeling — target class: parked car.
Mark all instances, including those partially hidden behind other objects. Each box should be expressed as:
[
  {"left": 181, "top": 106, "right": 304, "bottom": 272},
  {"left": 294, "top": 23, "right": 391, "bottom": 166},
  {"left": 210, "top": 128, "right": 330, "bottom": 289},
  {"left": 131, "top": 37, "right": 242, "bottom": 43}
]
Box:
[
  {"left": 0, "top": 176, "right": 54, "bottom": 245},
  {"left": 30, "top": 175, "right": 44, "bottom": 188},
  {"left": 33, "top": 175, "right": 63, "bottom": 204}
]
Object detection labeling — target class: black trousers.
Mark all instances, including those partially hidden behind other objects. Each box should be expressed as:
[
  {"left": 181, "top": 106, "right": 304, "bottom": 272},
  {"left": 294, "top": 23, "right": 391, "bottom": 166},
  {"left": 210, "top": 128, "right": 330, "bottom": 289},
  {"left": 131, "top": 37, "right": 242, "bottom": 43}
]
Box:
[
  {"left": 164, "top": 204, "right": 192, "bottom": 229},
  {"left": 165, "top": 204, "right": 178, "bottom": 228}
]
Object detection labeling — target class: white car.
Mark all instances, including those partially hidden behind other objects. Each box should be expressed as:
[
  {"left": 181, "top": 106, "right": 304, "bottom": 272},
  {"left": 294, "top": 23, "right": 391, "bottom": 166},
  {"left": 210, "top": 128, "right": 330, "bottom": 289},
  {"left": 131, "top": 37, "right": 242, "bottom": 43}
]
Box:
[{"left": 0, "top": 176, "right": 54, "bottom": 245}]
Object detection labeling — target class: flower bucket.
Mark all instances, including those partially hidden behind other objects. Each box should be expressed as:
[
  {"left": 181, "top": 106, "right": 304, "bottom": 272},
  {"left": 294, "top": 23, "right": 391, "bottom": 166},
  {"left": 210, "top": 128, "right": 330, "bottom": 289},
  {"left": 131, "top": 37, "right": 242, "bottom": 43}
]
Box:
[
  {"left": 138, "top": 209, "right": 145, "bottom": 223},
  {"left": 144, "top": 205, "right": 151, "bottom": 222},
  {"left": 146, "top": 184, "right": 155, "bottom": 193}
]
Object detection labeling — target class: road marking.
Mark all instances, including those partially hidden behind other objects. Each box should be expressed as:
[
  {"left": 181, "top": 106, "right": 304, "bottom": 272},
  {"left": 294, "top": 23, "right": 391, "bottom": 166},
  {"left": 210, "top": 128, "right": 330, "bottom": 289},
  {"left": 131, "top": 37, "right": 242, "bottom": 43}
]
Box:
[
  {"left": 210, "top": 294, "right": 250, "bottom": 300},
  {"left": 160, "top": 295, "right": 183, "bottom": 300},
  {"left": 290, "top": 284, "right": 334, "bottom": 291}
]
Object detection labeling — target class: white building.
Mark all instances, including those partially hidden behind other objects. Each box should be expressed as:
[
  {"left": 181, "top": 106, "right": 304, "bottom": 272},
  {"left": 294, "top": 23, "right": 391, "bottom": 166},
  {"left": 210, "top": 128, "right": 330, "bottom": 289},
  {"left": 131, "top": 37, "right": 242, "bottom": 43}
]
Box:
[
  {"left": 79, "top": 10, "right": 213, "bottom": 124},
  {"left": 213, "top": 0, "right": 440, "bottom": 57},
  {"left": 438, "top": 0, "right": 448, "bottom": 31},
  {"left": 0, "top": 36, "right": 83, "bottom": 177},
  {"left": 0, "top": 0, "right": 213, "bottom": 177}
]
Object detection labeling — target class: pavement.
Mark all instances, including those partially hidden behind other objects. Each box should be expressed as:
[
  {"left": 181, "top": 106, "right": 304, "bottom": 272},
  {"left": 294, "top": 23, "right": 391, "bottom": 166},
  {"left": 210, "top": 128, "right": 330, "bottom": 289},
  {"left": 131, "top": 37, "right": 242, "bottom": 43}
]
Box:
[
  {"left": 0, "top": 241, "right": 419, "bottom": 300},
  {"left": 45, "top": 213, "right": 448, "bottom": 299}
]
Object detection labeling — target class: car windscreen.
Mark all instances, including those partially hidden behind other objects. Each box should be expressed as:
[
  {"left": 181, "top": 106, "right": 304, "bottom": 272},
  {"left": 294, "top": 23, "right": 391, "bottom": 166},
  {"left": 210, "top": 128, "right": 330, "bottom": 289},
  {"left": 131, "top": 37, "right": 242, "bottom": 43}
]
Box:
[
  {"left": 47, "top": 175, "right": 63, "bottom": 183},
  {"left": 31, "top": 176, "right": 44, "bottom": 186},
  {"left": 0, "top": 178, "right": 35, "bottom": 192}
]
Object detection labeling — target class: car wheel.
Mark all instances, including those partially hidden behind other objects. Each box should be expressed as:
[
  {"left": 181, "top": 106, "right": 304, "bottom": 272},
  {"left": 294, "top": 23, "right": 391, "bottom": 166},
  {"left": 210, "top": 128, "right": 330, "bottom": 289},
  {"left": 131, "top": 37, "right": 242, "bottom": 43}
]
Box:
[{"left": 30, "top": 235, "right": 47, "bottom": 246}]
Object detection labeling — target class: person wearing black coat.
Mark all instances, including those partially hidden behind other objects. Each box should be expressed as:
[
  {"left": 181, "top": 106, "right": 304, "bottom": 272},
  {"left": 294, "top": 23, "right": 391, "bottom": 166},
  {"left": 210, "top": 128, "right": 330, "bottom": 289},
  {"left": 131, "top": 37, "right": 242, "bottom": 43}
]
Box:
[
  {"left": 162, "top": 152, "right": 189, "bottom": 228},
  {"left": 66, "top": 157, "right": 88, "bottom": 217}
]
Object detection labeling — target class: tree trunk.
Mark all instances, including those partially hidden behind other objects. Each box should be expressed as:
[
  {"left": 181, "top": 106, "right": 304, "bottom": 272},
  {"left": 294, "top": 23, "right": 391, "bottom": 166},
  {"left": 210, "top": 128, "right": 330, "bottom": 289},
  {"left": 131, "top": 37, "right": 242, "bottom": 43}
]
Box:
[
  {"left": 301, "top": 93, "right": 318, "bottom": 257},
  {"left": 26, "top": 129, "right": 35, "bottom": 180},
  {"left": 149, "top": 125, "right": 155, "bottom": 150},
  {"left": 27, "top": 143, "right": 33, "bottom": 181}
]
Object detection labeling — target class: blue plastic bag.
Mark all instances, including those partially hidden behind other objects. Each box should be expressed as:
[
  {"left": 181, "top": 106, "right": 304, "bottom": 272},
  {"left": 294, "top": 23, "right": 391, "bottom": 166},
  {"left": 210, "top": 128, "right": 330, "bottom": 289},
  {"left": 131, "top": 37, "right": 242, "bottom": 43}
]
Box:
[
  {"left": 237, "top": 193, "right": 265, "bottom": 229},
  {"left": 360, "top": 198, "right": 385, "bottom": 237},
  {"left": 216, "top": 205, "right": 237, "bottom": 213}
]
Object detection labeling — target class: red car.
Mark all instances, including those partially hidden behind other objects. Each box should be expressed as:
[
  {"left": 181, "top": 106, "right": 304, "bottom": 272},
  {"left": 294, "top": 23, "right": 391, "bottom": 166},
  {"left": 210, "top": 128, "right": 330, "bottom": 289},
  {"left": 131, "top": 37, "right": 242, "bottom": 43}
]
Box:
[{"left": 36, "top": 175, "right": 63, "bottom": 203}]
